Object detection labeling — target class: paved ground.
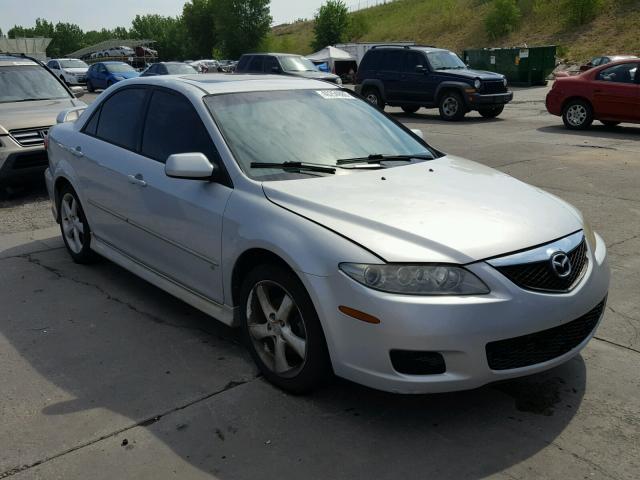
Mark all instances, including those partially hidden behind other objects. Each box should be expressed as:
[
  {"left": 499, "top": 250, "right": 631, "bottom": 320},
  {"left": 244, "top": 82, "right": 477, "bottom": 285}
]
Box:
[{"left": 1, "top": 86, "right": 639, "bottom": 479}]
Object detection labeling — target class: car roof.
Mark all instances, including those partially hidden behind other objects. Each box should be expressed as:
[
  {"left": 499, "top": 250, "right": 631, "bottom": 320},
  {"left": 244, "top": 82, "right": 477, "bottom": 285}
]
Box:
[
  {"left": 0, "top": 54, "right": 39, "bottom": 66},
  {"left": 243, "top": 53, "right": 302, "bottom": 57},
  {"left": 124, "top": 73, "right": 341, "bottom": 95},
  {"left": 369, "top": 46, "right": 448, "bottom": 54},
  {"left": 100, "top": 61, "right": 130, "bottom": 65}
]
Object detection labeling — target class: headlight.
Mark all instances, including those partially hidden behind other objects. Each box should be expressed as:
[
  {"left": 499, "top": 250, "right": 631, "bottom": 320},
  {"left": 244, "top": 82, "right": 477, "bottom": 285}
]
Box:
[
  {"left": 339, "top": 263, "right": 490, "bottom": 295},
  {"left": 503, "top": 77, "right": 508, "bottom": 87},
  {"left": 335, "top": 77, "right": 343, "bottom": 85},
  {"left": 474, "top": 78, "right": 481, "bottom": 89},
  {"left": 583, "top": 220, "right": 597, "bottom": 251}
]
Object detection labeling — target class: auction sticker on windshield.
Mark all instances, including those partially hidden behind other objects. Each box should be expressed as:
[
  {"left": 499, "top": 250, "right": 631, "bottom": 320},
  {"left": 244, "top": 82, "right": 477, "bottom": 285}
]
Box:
[{"left": 315, "top": 90, "right": 353, "bottom": 100}]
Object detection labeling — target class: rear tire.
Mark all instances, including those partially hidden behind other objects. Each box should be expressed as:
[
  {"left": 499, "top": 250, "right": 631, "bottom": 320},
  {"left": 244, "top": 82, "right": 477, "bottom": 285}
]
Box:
[
  {"left": 438, "top": 91, "right": 466, "bottom": 121},
  {"left": 562, "top": 99, "right": 593, "bottom": 130},
  {"left": 239, "top": 263, "right": 332, "bottom": 394},
  {"left": 401, "top": 105, "right": 420, "bottom": 114},
  {"left": 362, "top": 88, "right": 384, "bottom": 110},
  {"left": 57, "top": 186, "right": 99, "bottom": 264},
  {"left": 479, "top": 105, "right": 504, "bottom": 118}
]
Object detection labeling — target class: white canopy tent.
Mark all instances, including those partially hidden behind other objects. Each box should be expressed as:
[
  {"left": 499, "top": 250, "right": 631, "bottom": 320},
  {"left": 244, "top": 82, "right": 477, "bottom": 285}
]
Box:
[
  {"left": 0, "top": 37, "right": 51, "bottom": 61},
  {"left": 306, "top": 46, "right": 357, "bottom": 74}
]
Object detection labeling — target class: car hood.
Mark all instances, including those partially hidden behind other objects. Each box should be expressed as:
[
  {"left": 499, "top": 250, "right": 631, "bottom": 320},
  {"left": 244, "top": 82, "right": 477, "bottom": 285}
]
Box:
[
  {"left": 110, "top": 71, "right": 140, "bottom": 79},
  {"left": 262, "top": 156, "right": 583, "bottom": 263},
  {"left": 439, "top": 68, "right": 504, "bottom": 81},
  {"left": 288, "top": 71, "right": 340, "bottom": 81},
  {"left": 63, "top": 67, "right": 88, "bottom": 74},
  {"left": 0, "top": 98, "right": 80, "bottom": 133}
]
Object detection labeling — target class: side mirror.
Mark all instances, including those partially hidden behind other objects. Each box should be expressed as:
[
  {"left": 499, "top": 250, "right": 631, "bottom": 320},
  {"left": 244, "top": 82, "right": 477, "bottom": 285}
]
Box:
[
  {"left": 165, "top": 153, "right": 217, "bottom": 181},
  {"left": 411, "top": 128, "right": 424, "bottom": 139},
  {"left": 70, "top": 86, "right": 85, "bottom": 98},
  {"left": 415, "top": 65, "right": 427, "bottom": 74},
  {"left": 57, "top": 106, "right": 87, "bottom": 124}
]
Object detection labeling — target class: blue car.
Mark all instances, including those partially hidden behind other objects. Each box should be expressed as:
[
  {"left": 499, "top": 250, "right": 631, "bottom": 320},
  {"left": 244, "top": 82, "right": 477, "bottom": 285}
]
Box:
[{"left": 86, "top": 61, "right": 139, "bottom": 92}]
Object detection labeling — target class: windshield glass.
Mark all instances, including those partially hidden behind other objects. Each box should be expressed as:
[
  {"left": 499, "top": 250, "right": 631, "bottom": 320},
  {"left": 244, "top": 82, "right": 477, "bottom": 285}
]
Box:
[
  {"left": 0, "top": 65, "right": 70, "bottom": 103},
  {"left": 427, "top": 51, "right": 466, "bottom": 70},
  {"left": 106, "top": 63, "right": 135, "bottom": 73},
  {"left": 60, "top": 59, "right": 88, "bottom": 69},
  {"left": 279, "top": 56, "right": 318, "bottom": 72},
  {"left": 205, "top": 89, "right": 432, "bottom": 180},
  {"left": 166, "top": 63, "right": 197, "bottom": 74}
]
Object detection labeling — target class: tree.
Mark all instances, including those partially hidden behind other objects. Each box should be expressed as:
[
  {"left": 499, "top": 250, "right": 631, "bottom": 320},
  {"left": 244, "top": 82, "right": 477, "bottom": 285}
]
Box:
[
  {"left": 213, "top": 0, "right": 272, "bottom": 59},
  {"left": 131, "top": 14, "right": 187, "bottom": 60},
  {"left": 484, "top": 0, "right": 521, "bottom": 39},
  {"left": 313, "top": 0, "right": 349, "bottom": 51},
  {"left": 49, "top": 22, "right": 85, "bottom": 57},
  {"left": 182, "top": 0, "right": 217, "bottom": 59}
]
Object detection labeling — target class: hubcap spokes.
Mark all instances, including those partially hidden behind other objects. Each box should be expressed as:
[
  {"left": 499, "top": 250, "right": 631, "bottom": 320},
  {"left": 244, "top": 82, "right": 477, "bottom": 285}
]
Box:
[
  {"left": 61, "top": 193, "right": 84, "bottom": 254},
  {"left": 443, "top": 97, "right": 458, "bottom": 116},
  {"left": 247, "top": 281, "right": 307, "bottom": 376},
  {"left": 567, "top": 105, "right": 586, "bottom": 126},
  {"left": 366, "top": 94, "right": 378, "bottom": 105}
]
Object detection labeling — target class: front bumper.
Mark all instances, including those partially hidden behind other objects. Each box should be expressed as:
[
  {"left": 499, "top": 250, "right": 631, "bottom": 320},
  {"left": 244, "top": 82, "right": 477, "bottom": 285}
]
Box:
[
  {"left": 303, "top": 232, "right": 609, "bottom": 394},
  {"left": 467, "top": 91, "right": 513, "bottom": 108},
  {"left": 0, "top": 135, "right": 48, "bottom": 182}
]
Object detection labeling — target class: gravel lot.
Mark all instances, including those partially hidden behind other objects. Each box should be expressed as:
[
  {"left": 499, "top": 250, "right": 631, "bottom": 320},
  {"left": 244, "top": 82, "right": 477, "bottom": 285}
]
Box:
[{"left": 0, "top": 85, "right": 638, "bottom": 479}]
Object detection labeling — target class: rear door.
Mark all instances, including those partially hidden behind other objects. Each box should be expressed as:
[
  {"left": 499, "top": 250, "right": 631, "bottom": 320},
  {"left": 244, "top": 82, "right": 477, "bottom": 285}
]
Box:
[
  {"left": 592, "top": 62, "right": 640, "bottom": 121},
  {"left": 123, "top": 88, "right": 232, "bottom": 303},
  {"left": 378, "top": 50, "right": 403, "bottom": 103}
]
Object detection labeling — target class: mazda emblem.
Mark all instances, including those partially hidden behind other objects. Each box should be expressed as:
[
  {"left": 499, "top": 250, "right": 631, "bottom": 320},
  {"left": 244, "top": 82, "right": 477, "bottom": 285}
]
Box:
[{"left": 550, "top": 251, "right": 572, "bottom": 278}]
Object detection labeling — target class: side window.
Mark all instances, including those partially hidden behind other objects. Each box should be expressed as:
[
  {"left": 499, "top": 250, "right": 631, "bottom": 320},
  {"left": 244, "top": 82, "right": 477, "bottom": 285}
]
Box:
[
  {"left": 404, "top": 52, "right": 426, "bottom": 73},
  {"left": 597, "top": 63, "right": 638, "bottom": 84},
  {"left": 83, "top": 107, "right": 101, "bottom": 136},
  {"left": 141, "top": 90, "right": 217, "bottom": 163},
  {"left": 263, "top": 56, "right": 279, "bottom": 73},
  {"left": 380, "top": 51, "right": 402, "bottom": 71},
  {"left": 248, "top": 56, "right": 264, "bottom": 73},
  {"left": 237, "top": 56, "right": 250, "bottom": 71},
  {"left": 95, "top": 88, "right": 148, "bottom": 150},
  {"left": 359, "top": 52, "right": 376, "bottom": 72}
]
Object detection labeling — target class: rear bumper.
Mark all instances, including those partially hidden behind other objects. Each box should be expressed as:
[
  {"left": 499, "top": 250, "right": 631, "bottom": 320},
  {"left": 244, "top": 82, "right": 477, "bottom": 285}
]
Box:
[
  {"left": 545, "top": 90, "right": 563, "bottom": 116},
  {"left": 467, "top": 91, "right": 513, "bottom": 109}
]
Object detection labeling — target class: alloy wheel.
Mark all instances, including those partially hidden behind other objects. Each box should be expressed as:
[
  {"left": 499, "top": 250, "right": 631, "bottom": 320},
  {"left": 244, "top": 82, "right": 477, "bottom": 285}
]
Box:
[
  {"left": 566, "top": 104, "right": 587, "bottom": 127},
  {"left": 60, "top": 192, "right": 85, "bottom": 254},
  {"left": 246, "top": 280, "right": 307, "bottom": 377}
]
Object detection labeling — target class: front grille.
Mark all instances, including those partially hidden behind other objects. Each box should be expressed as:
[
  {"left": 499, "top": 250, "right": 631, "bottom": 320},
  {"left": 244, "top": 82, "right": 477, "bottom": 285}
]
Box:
[
  {"left": 9, "top": 126, "right": 49, "bottom": 147},
  {"left": 486, "top": 298, "right": 606, "bottom": 370},
  {"left": 481, "top": 81, "right": 508, "bottom": 94},
  {"left": 495, "top": 238, "right": 588, "bottom": 293}
]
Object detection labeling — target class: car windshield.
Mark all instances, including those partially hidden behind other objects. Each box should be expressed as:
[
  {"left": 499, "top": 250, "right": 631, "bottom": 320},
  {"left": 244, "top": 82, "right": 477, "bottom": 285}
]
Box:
[
  {"left": 205, "top": 89, "right": 433, "bottom": 180},
  {"left": 427, "top": 51, "right": 466, "bottom": 70},
  {"left": 166, "top": 63, "right": 197, "bottom": 74},
  {"left": 60, "top": 59, "right": 88, "bottom": 69},
  {"left": 106, "top": 63, "right": 135, "bottom": 73},
  {"left": 0, "top": 65, "right": 70, "bottom": 103},
  {"left": 279, "top": 56, "right": 318, "bottom": 72}
]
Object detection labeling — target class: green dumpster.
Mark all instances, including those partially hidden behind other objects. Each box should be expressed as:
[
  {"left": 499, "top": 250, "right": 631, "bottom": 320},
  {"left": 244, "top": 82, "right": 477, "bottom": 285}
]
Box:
[{"left": 462, "top": 46, "right": 556, "bottom": 86}]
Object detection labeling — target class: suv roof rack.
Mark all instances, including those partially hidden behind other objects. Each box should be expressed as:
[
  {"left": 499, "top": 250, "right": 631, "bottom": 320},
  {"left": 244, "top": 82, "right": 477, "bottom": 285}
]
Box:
[{"left": 370, "top": 44, "right": 437, "bottom": 50}]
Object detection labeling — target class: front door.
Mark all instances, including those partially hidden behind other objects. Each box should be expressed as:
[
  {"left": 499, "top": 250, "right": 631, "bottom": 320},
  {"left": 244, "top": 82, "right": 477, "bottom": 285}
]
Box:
[
  {"left": 592, "top": 62, "right": 640, "bottom": 121},
  {"left": 399, "top": 51, "right": 431, "bottom": 103}
]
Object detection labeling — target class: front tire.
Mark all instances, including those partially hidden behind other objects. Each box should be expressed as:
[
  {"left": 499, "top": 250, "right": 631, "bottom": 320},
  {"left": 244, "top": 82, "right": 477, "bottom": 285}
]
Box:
[
  {"left": 86, "top": 80, "right": 95, "bottom": 93},
  {"left": 362, "top": 87, "right": 384, "bottom": 110},
  {"left": 240, "top": 264, "right": 331, "bottom": 394},
  {"left": 562, "top": 99, "right": 593, "bottom": 130},
  {"left": 479, "top": 105, "right": 504, "bottom": 118},
  {"left": 438, "top": 91, "right": 466, "bottom": 121},
  {"left": 58, "top": 186, "right": 99, "bottom": 264}
]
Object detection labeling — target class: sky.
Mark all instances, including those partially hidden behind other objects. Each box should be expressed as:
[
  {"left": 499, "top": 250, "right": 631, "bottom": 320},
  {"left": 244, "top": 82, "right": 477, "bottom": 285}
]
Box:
[{"left": 0, "top": 0, "right": 329, "bottom": 35}]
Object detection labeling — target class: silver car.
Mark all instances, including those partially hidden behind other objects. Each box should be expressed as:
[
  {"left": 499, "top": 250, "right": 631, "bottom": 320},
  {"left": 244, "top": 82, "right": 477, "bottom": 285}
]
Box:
[{"left": 45, "top": 75, "right": 610, "bottom": 394}]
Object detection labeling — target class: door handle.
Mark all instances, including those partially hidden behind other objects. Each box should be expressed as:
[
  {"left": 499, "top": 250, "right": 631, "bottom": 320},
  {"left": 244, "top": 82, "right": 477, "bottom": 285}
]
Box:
[
  {"left": 127, "top": 173, "right": 147, "bottom": 187},
  {"left": 71, "top": 146, "right": 84, "bottom": 157}
]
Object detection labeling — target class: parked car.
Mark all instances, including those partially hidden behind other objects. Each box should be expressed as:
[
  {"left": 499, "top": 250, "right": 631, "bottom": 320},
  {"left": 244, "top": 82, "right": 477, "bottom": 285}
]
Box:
[
  {"left": 356, "top": 45, "right": 512, "bottom": 120},
  {"left": 141, "top": 62, "right": 198, "bottom": 77},
  {"left": 546, "top": 59, "right": 640, "bottom": 129},
  {"left": 46, "top": 58, "right": 89, "bottom": 85},
  {"left": 86, "top": 62, "right": 140, "bottom": 92},
  {"left": 134, "top": 46, "right": 158, "bottom": 58},
  {"left": 46, "top": 75, "right": 609, "bottom": 394},
  {"left": 218, "top": 60, "right": 237, "bottom": 72},
  {"left": 100, "top": 46, "right": 135, "bottom": 58},
  {"left": 235, "top": 53, "right": 342, "bottom": 84},
  {"left": 0, "top": 54, "right": 85, "bottom": 186},
  {"left": 579, "top": 55, "right": 638, "bottom": 72},
  {"left": 191, "top": 60, "right": 220, "bottom": 73}
]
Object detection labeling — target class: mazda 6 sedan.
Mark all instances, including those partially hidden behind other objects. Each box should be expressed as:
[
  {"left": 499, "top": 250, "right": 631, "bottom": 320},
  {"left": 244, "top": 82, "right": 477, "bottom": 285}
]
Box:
[{"left": 45, "top": 74, "right": 610, "bottom": 394}]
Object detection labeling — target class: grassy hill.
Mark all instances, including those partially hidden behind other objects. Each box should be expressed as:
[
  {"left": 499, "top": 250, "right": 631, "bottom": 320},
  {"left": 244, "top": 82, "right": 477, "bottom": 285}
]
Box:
[{"left": 266, "top": 0, "right": 640, "bottom": 63}]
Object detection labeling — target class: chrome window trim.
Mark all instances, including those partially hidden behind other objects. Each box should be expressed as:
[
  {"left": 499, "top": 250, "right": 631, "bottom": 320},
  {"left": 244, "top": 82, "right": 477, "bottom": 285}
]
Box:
[{"left": 486, "top": 230, "right": 585, "bottom": 267}]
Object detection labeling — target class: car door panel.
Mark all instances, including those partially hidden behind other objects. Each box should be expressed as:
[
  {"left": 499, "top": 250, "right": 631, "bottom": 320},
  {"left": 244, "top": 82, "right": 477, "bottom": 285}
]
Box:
[
  {"left": 592, "top": 62, "right": 640, "bottom": 120},
  {"left": 400, "top": 51, "right": 431, "bottom": 103}
]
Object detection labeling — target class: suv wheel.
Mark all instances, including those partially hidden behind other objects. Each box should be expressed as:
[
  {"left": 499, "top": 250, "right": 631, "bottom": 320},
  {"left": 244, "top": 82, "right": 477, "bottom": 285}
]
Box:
[
  {"left": 58, "top": 186, "right": 99, "bottom": 264},
  {"left": 401, "top": 105, "right": 420, "bottom": 114},
  {"left": 363, "top": 88, "right": 384, "bottom": 109},
  {"left": 240, "top": 264, "right": 332, "bottom": 394},
  {"left": 479, "top": 105, "right": 504, "bottom": 118},
  {"left": 562, "top": 99, "right": 593, "bottom": 130},
  {"left": 438, "top": 92, "right": 466, "bottom": 121}
]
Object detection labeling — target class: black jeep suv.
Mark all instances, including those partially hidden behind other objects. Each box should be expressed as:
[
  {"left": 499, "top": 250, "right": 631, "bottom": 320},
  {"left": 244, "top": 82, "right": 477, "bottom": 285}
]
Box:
[{"left": 355, "top": 46, "right": 513, "bottom": 120}]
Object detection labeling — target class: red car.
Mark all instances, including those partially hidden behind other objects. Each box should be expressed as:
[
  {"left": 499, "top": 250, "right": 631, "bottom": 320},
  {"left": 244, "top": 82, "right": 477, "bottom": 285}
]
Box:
[{"left": 546, "top": 59, "right": 640, "bottom": 129}]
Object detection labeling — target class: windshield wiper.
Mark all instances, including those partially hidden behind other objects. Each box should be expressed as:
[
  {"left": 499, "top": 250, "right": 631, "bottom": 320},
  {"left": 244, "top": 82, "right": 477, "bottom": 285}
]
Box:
[
  {"left": 336, "top": 154, "right": 432, "bottom": 165},
  {"left": 250, "top": 161, "right": 336, "bottom": 174}
]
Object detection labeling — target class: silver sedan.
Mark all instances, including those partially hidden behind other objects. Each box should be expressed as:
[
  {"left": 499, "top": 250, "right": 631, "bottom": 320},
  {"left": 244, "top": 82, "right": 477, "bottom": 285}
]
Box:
[{"left": 45, "top": 74, "right": 609, "bottom": 394}]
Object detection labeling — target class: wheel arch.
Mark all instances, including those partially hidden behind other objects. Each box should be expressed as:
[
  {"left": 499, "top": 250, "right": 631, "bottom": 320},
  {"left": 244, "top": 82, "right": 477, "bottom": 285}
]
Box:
[
  {"left": 561, "top": 95, "right": 592, "bottom": 113},
  {"left": 53, "top": 176, "right": 75, "bottom": 222},
  {"left": 359, "top": 79, "right": 386, "bottom": 101},
  {"left": 435, "top": 82, "right": 469, "bottom": 103}
]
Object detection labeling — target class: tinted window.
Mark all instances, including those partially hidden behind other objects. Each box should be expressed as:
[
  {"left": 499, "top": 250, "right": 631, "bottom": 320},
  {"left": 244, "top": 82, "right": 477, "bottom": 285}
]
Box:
[
  {"left": 404, "top": 51, "right": 426, "bottom": 72},
  {"left": 263, "top": 56, "right": 279, "bottom": 73},
  {"left": 359, "top": 51, "right": 379, "bottom": 72},
  {"left": 83, "top": 108, "right": 100, "bottom": 136},
  {"left": 379, "top": 51, "right": 402, "bottom": 71},
  {"left": 237, "top": 56, "right": 250, "bottom": 71},
  {"left": 142, "top": 90, "right": 217, "bottom": 163},
  {"left": 597, "top": 63, "right": 637, "bottom": 83},
  {"left": 95, "top": 88, "right": 147, "bottom": 150},
  {"left": 247, "top": 56, "right": 264, "bottom": 73}
]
